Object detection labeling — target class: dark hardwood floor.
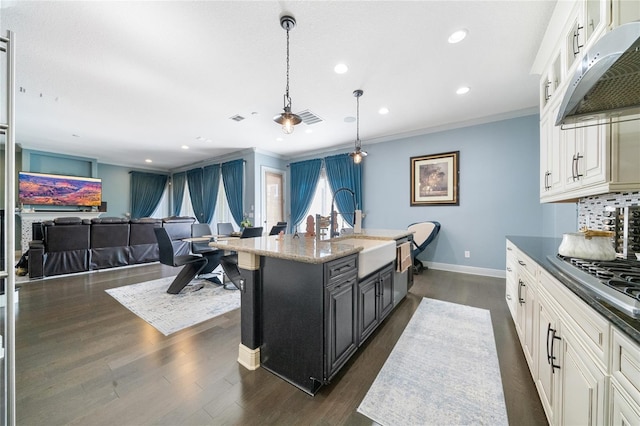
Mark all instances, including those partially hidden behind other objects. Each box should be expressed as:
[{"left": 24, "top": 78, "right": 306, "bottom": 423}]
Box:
[{"left": 8, "top": 264, "right": 548, "bottom": 425}]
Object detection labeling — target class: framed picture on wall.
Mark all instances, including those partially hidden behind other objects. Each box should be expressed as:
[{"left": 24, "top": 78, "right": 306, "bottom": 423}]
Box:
[{"left": 410, "top": 151, "right": 459, "bottom": 206}]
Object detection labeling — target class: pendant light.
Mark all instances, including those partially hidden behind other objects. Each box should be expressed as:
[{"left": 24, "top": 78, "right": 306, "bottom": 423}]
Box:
[
  {"left": 349, "top": 89, "right": 367, "bottom": 164},
  {"left": 273, "top": 15, "right": 302, "bottom": 134}
]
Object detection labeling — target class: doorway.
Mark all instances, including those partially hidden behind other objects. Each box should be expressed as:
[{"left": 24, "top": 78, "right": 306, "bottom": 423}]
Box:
[{"left": 263, "top": 168, "right": 285, "bottom": 233}]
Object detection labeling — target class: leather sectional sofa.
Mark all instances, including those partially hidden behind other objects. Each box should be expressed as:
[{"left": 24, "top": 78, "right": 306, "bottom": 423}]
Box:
[{"left": 28, "top": 216, "right": 196, "bottom": 279}]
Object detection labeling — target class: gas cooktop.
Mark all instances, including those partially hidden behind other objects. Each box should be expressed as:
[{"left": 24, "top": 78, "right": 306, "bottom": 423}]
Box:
[{"left": 546, "top": 255, "right": 640, "bottom": 318}]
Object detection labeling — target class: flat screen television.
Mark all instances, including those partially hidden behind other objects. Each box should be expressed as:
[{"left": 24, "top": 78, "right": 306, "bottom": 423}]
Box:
[{"left": 18, "top": 172, "right": 102, "bottom": 207}]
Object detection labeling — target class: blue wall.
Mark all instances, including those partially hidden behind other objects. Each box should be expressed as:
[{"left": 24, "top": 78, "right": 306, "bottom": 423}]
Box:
[
  {"left": 362, "top": 114, "right": 576, "bottom": 271},
  {"left": 97, "top": 163, "right": 133, "bottom": 218}
]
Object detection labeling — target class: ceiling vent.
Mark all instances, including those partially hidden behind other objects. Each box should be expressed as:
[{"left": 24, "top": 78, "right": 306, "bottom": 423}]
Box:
[
  {"left": 229, "top": 114, "right": 245, "bottom": 122},
  {"left": 297, "top": 109, "right": 324, "bottom": 125}
]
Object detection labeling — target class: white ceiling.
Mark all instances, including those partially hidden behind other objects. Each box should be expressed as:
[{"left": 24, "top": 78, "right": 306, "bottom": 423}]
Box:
[{"left": 1, "top": 0, "right": 556, "bottom": 171}]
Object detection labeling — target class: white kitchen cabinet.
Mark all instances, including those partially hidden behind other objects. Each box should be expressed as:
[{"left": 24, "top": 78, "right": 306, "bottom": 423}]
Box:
[
  {"left": 611, "top": 381, "right": 640, "bottom": 425},
  {"left": 534, "top": 268, "right": 607, "bottom": 426},
  {"left": 506, "top": 239, "right": 637, "bottom": 426},
  {"left": 505, "top": 241, "right": 518, "bottom": 319},
  {"left": 535, "top": 289, "right": 562, "bottom": 424},
  {"left": 557, "top": 325, "right": 607, "bottom": 426},
  {"left": 611, "top": 327, "right": 640, "bottom": 414},
  {"left": 536, "top": 0, "right": 640, "bottom": 203},
  {"left": 540, "top": 101, "right": 565, "bottom": 196},
  {"left": 561, "top": 118, "right": 608, "bottom": 191}
]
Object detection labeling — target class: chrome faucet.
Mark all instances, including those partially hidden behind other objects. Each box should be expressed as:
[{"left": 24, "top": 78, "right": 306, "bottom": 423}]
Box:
[{"left": 330, "top": 187, "right": 357, "bottom": 238}]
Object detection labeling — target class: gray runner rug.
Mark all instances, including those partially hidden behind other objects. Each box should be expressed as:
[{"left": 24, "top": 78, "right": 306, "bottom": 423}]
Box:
[
  {"left": 357, "top": 298, "right": 508, "bottom": 425},
  {"left": 106, "top": 276, "right": 240, "bottom": 336}
]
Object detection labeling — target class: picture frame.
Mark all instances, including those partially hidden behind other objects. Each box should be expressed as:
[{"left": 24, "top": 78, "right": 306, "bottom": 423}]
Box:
[{"left": 410, "top": 151, "right": 459, "bottom": 206}]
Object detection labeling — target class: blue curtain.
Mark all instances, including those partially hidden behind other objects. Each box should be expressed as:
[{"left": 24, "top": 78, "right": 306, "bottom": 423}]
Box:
[
  {"left": 130, "top": 172, "right": 168, "bottom": 219},
  {"left": 324, "top": 154, "right": 362, "bottom": 226},
  {"left": 171, "top": 172, "right": 186, "bottom": 216},
  {"left": 202, "top": 164, "right": 220, "bottom": 224},
  {"left": 290, "top": 159, "right": 322, "bottom": 232},
  {"left": 187, "top": 168, "right": 205, "bottom": 223},
  {"left": 221, "top": 159, "right": 244, "bottom": 227}
]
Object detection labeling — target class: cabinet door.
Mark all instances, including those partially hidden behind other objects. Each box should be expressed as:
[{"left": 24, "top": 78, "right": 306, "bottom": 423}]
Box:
[
  {"left": 357, "top": 274, "right": 378, "bottom": 344},
  {"left": 378, "top": 265, "right": 394, "bottom": 320},
  {"left": 536, "top": 292, "right": 561, "bottom": 425},
  {"left": 558, "top": 327, "right": 606, "bottom": 426},
  {"left": 325, "top": 273, "right": 358, "bottom": 380},
  {"left": 540, "top": 105, "right": 563, "bottom": 198},
  {"left": 523, "top": 282, "right": 537, "bottom": 374},
  {"left": 611, "top": 382, "right": 640, "bottom": 426},
  {"left": 577, "top": 122, "right": 608, "bottom": 187}
]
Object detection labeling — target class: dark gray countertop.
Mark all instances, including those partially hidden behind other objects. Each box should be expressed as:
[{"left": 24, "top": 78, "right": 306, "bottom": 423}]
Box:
[{"left": 507, "top": 235, "right": 640, "bottom": 345}]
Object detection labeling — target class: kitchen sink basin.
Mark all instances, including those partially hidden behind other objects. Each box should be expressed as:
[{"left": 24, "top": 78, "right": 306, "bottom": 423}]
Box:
[{"left": 337, "top": 238, "right": 396, "bottom": 278}]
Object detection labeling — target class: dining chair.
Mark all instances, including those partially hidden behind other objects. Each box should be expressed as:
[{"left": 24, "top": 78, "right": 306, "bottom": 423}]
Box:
[
  {"left": 219, "top": 226, "right": 263, "bottom": 290},
  {"left": 240, "top": 226, "right": 263, "bottom": 238},
  {"left": 269, "top": 224, "right": 287, "bottom": 235},
  {"left": 154, "top": 227, "right": 207, "bottom": 294},
  {"left": 191, "top": 223, "right": 223, "bottom": 282},
  {"left": 217, "top": 222, "right": 234, "bottom": 237}
]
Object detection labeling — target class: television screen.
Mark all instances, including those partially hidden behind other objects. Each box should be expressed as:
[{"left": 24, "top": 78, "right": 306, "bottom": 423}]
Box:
[{"left": 18, "top": 172, "right": 102, "bottom": 207}]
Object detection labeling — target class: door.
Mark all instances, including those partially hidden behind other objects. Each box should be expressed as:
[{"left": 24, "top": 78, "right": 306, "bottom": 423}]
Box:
[{"left": 263, "top": 168, "right": 285, "bottom": 232}]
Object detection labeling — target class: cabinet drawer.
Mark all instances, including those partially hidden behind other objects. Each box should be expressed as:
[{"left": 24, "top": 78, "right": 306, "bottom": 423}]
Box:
[
  {"left": 539, "top": 269, "right": 610, "bottom": 370},
  {"left": 325, "top": 254, "right": 357, "bottom": 285},
  {"left": 517, "top": 251, "right": 537, "bottom": 282},
  {"left": 612, "top": 327, "right": 640, "bottom": 408}
]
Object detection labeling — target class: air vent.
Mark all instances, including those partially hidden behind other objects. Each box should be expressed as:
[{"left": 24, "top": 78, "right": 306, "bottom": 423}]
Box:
[
  {"left": 297, "top": 109, "right": 324, "bottom": 125},
  {"left": 229, "top": 114, "right": 245, "bottom": 122}
]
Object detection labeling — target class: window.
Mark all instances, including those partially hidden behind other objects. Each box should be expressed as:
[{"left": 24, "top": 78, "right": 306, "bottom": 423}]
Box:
[
  {"left": 299, "top": 168, "right": 352, "bottom": 234},
  {"left": 177, "top": 179, "right": 235, "bottom": 229}
]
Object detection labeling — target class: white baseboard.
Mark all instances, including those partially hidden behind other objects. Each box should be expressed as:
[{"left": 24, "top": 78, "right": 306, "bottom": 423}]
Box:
[{"left": 420, "top": 261, "right": 505, "bottom": 279}]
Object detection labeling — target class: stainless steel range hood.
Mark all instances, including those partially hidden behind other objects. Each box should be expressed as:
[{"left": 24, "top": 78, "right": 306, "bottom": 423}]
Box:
[{"left": 556, "top": 21, "right": 640, "bottom": 126}]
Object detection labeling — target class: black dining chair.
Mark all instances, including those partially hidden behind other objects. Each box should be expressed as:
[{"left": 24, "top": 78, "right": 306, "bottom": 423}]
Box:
[
  {"left": 269, "top": 224, "right": 287, "bottom": 235},
  {"left": 240, "top": 226, "right": 263, "bottom": 238},
  {"left": 154, "top": 227, "right": 208, "bottom": 294},
  {"left": 191, "top": 223, "right": 223, "bottom": 283},
  {"left": 219, "top": 226, "right": 263, "bottom": 290}
]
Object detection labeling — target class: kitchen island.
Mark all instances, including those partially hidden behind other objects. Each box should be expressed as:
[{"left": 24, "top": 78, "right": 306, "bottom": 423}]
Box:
[{"left": 209, "top": 229, "right": 413, "bottom": 395}]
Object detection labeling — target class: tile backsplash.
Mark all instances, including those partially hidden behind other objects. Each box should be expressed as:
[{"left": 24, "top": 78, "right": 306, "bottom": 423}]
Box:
[
  {"left": 579, "top": 191, "right": 640, "bottom": 258},
  {"left": 578, "top": 191, "right": 640, "bottom": 229}
]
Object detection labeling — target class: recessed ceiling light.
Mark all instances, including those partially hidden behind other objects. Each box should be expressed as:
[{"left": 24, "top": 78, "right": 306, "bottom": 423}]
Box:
[
  {"left": 276, "top": 137, "right": 283, "bottom": 142},
  {"left": 456, "top": 86, "right": 470, "bottom": 95},
  {"left": 72, "top": 134, "right": 80, "bottom": 137},
  {"left": 379, "top": 107, "right": 389, "bottom": 115},
  {"left": 305, "top": 129, "right": 313, "bottom": 134},
  {"left": 448, "top": 29, "right": 468, "bottom": 44},
  {"left": 344, "top": 116, "right": 356, "bottom": 123},
  {"left": 145, "top": 159, "right": 152, "bottom": 163},
  {"left": 181, "top": 145, "right": 189, "bottom": 150},
  {"left": 334, "top": 63, "right": 348, "bottom": 74}
]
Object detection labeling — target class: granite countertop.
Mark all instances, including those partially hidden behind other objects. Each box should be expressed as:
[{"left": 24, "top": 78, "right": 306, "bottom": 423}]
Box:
[
  {"left": 507, "top": 235, "right": 640, "bottom": 345},
  {"left": 208, "top": 229, "right": 411, "bottom": 265},
  {"left": 209, "top": 234, "right": 361, "bottom": 264},
  {"left": 329, "top": 228, "right": 414, "bottom": 241}
]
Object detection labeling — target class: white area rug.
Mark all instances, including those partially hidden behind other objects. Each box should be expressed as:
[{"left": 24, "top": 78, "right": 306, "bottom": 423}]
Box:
[
  {"left": 106, "top": 277, "right": 240, "bottom": 336},
  {"left": 357, "top": 298, "right": 508, "bottom": 426}
]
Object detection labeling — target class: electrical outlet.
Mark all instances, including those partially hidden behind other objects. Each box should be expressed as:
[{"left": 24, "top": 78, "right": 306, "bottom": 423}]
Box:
[{"left": 464, "top": 250, "right": 470, "bottom": 258}]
